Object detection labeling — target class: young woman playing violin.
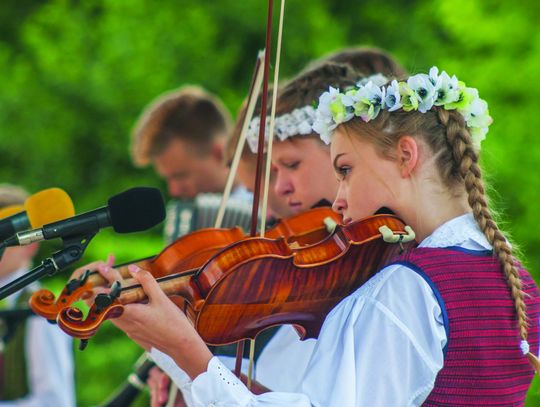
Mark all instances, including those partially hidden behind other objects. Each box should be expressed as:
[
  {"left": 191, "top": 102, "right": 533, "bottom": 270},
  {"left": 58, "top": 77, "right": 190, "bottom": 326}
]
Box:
[{"left": 102, "top": 66, "right": 540, "bottom": 406}]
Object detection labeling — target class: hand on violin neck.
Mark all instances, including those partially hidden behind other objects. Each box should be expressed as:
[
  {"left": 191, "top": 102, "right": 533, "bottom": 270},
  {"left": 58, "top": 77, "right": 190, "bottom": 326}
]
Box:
[
  {"left": 111, "top": 265, "right": 213, "bottom": 380},
  {"left": 69, "top": 254, "right": 116, "bottom": 305}
]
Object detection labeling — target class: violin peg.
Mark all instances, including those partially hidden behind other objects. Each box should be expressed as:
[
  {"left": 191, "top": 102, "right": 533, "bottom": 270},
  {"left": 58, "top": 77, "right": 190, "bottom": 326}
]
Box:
[{"left": 79, "top": 339, "right": 89, "bottom": 351}]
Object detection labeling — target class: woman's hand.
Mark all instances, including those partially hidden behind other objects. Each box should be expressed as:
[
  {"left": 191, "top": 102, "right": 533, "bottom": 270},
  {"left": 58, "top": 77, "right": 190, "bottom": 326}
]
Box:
[
  {"left": 147, "top": 367, "right": 187, "bottom": 407},
  {"left": 110, "top": 264, "right": 213, "bottom": 380},
  {"left": 68, "top": 254, "right": 116, "bottom": 305}
]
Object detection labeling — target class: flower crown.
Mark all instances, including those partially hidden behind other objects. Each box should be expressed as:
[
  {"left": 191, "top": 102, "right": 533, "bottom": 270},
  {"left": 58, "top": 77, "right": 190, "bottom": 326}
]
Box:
[
  {"left": 312, "top": 67, "right": 493, "bottom": 147},
  {"left": 246, "top": 105, "right": 316, "bottom": 153}
]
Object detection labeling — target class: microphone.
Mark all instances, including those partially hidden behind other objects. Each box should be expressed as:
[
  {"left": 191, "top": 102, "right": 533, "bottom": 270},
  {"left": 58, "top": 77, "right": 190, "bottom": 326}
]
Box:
[
  {"left": 0, "top": 188, "right": 75, "bottom": 241},
  {"left": 3, "top": 187, "right": 165, "bottom": 247}
]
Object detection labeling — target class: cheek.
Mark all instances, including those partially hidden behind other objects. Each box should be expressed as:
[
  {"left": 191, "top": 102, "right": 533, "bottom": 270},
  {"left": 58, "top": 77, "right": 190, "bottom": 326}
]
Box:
[{"left": 351, "top": 177, "right": 390, "bottom": 217}]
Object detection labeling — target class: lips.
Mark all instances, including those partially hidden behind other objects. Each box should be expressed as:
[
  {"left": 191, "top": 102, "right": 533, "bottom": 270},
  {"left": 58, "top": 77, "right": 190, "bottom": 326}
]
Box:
[
  {"left": 288, "top": 201, "right": 303, "bottom": 212},
  {"left": 342, "top": 217, "right": 352, "bottom": 225}
]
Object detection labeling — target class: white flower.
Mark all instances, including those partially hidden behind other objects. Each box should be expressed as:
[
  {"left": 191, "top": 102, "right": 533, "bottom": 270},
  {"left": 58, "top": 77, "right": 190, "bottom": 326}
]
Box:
[
  {"left": 317, "top": 87, "right": 340, "bottom": 117},
  {"left": 352, "top": 81, "right": 385, "bottom": 122},
  {"left": 407, "top": 73, "right": 436, "bottom": 113},
  {"left": 428, "top": 66, "right": 440, "bottom": 85},
  {"left": 384, "top": 80, "right": 402, "bottom": 112},
  {"left": 469, "top": 126, "right": 489, "bottom": 147},
  {"left": 312, "top": 67, "right": 493, "bottom": 149},
  {"left": 461, "top": 98, "right": 492, "bottom": 129},
  {"left": 312, "top": 114, "right": 334, "bottom": 144},
  {"left": 433, "top": 70, "right": 460, "bottom": 106}
]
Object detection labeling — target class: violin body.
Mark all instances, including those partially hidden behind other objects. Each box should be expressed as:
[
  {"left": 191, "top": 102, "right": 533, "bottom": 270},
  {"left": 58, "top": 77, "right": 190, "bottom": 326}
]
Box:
[
  {"left": 190, "top": 214, "right": 408, "bottom": 344},
  {"left": 58, "top": 214, "right": 411, "bottom": 344},
  {"left": 30, "top": 207, "right": 341, "bottom": 321}
]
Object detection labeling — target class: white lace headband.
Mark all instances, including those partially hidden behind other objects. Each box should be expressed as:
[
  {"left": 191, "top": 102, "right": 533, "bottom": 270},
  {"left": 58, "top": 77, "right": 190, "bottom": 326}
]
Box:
[
  {"left": 246, "top": 105, "right": 317, "bottom": 153},
  {"left": 312, "top": 67, "right": 492, "bottom": 148},
  {"left": 245, "top": 74, "right": 391, "bottom": 153}
]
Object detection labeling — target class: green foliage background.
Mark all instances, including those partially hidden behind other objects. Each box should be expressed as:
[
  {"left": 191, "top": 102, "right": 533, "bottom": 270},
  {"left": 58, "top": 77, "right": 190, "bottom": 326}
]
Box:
[{"left": 1, "top": 0, "right": 539, "bottom": 405}]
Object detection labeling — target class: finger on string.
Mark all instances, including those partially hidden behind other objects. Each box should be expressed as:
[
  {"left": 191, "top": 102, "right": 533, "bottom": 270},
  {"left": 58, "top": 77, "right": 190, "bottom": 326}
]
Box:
[
  {"left": 99, "top": 264, "right": 123, "bottom": 285},
  {"left": 128, "top": 265, "right": 164, "bottom": 303},
  {"left": 106, "top": 253, "right": 115, "bottom": 267},
  {"left": 70, "top": 259, "right": 109, "bottom": 280}
]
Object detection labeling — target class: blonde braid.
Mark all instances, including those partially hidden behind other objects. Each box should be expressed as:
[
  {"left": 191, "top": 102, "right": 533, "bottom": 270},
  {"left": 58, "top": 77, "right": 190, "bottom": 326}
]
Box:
[{"left": 437, "top": 108, "right": 540, "bottom": 372}]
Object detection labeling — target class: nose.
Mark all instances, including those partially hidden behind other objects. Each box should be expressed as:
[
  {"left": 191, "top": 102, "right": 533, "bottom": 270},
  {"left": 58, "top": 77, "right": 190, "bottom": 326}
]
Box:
[
  {"left": 168, "top": 180, "right": 195, "bottom": 200},
  {"left": 332, "top": 184, "right": 347, "bottom": 215},
  {"left": 332, "top": 197, "right": 347, "bottom": 214},
  {"left": 273, "top": 170, "right": 293, "bottom": 198}
]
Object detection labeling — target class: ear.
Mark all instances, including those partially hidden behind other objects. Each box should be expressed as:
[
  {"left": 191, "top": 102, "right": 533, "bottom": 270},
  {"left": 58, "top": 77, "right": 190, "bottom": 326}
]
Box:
[
  {"left": 395, "top": 135, "right": 419, "bottom": 178},
  {"left": 210, "top": 140, "right": 224, "bottom": 163}
]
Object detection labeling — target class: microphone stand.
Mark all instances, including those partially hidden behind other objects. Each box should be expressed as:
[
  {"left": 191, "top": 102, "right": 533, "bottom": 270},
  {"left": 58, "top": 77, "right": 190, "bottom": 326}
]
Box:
[
  {"left": 97, "top": 353, "right": 154, "bottom": 407},
  {"left": 0, "top": 232, "right": 96, "bottom": 300}
]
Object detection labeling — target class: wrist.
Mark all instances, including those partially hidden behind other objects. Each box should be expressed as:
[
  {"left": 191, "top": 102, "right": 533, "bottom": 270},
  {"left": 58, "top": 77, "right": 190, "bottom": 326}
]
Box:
[{"left": 169, "top": 335, "right": 213, "bottom": 380}]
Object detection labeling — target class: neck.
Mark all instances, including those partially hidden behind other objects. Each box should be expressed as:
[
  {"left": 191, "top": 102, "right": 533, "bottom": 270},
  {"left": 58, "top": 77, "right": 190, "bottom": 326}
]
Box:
[{"left": 396, "top": 186, "right": 471, "bottom": 243}]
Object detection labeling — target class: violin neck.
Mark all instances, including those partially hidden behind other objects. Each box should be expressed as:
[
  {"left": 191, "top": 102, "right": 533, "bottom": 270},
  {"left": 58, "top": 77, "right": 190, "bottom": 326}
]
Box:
[
  {"left": 86, "top": 256, "right": 154, "bottom": 287},
  {"left": 118, "top": 272, "right": 195, "bottom": 304}
]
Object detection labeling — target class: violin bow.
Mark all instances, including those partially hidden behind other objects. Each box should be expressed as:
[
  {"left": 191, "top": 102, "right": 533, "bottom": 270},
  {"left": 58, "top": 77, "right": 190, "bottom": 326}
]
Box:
[
  {"left": 233, "top": 0, "right": 287, "bottom": 388},
  {"left": 214, "top": 50, "right": 265, "bottom": 229}
]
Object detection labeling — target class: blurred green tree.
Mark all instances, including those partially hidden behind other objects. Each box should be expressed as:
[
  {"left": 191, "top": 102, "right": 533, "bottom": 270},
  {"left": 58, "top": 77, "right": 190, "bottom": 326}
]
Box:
[{"left": 0, "top": 0, "right": 539, "bottom": 405}]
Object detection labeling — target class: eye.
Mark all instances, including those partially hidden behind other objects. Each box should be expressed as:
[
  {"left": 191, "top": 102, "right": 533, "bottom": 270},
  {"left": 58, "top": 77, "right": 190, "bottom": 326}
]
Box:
[
  {"left": 336, "top": 165, "right": 351, "bottom": 180},
  {"left": 283, "top": 160, "right": 300, "bottom": 170}
]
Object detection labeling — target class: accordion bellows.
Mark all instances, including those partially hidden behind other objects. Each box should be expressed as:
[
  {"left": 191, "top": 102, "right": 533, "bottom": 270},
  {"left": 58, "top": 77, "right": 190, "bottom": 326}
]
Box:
[{"left": 164, "top": 193, "right": 256, "bottom": 243}]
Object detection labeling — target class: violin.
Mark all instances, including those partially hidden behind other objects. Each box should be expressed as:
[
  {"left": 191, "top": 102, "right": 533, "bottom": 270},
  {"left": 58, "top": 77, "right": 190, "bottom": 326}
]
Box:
[
  {"left": 29, "top": 207, "right": 341, "bottom": 321},
  {"left": 57, "top": 214, "right": 414, "bottom": 344}
]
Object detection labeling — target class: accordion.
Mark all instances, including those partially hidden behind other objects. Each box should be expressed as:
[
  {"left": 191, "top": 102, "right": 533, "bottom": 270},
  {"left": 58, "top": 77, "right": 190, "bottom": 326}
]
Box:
[{"left": 163, "top": 193, "right": 257, "bottom": 243}]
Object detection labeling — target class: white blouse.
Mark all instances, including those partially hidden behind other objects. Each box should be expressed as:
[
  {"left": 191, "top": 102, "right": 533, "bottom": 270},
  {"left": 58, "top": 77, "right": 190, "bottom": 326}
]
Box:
[
  {"left": 0, "top": 270, "right": 74, "bottom": 407},
  {"left": 157, "top": 214, "right": 496, "bottom": 406}
]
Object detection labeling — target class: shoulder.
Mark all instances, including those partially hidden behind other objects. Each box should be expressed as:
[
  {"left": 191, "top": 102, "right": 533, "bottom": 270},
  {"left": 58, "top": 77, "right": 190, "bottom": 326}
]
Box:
[{"left": 326, "top": 263, "right": 442, "bottom": 326}]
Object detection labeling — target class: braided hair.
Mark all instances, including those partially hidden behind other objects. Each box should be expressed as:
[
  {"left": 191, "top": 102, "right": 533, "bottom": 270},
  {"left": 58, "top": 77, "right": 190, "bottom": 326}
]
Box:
[{"left": 341, "top": 104, "right": 540, "bottom": 373}]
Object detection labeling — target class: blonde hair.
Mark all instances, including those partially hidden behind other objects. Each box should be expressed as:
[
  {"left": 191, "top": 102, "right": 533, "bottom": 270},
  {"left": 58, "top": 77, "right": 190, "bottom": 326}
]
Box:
[
  {"left": 0, "top": 184, "right": 28, "bottom": 209},
  {"left": 342, "top": 105, "right": 539, "bottom": 370},
  {"left": 131, "top": 86, "right": 232, "bottom": 166}
]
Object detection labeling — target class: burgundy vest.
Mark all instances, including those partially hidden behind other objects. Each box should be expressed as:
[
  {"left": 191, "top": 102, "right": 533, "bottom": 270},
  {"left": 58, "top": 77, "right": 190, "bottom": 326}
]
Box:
[{"left": 391, "top": 247, "right": 540, "bottom": 406}]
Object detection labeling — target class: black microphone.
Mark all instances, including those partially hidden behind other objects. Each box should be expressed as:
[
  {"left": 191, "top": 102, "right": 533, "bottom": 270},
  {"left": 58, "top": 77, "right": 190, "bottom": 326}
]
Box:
[{"left": 2, "top": 187, "right": 165, "bottom": 247}]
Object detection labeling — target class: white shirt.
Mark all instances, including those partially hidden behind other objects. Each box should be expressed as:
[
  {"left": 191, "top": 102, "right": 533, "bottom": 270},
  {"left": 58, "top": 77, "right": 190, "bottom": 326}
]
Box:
[
  {"left": 0, "top": 270, "right": 75, "bottom": 407},
  {"left": 151, "top": 325, "right": 316, "bottom": 404},
  {"left": 179, "top": 213, "right": 495, "bottom": 406}
]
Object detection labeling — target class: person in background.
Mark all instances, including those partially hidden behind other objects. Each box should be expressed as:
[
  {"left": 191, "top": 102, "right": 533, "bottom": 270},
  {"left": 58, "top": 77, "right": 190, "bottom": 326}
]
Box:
[
  {"left": 86, "top": 86, "right": 256, "bottom": 407},
  {"left": 0, "top": 184, "right": 75, "bottom": 407},
  {"left": 321, "top": 45, "right": 408, "bottom": 79},
  {"left": 131, "top": 85, "right": 252, "bottom": 243}
]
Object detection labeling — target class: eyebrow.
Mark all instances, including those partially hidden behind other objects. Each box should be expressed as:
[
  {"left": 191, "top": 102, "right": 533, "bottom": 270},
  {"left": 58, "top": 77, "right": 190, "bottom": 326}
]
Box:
[{"left": 333, "top": 153, "right": 345, "bottom": 171}]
